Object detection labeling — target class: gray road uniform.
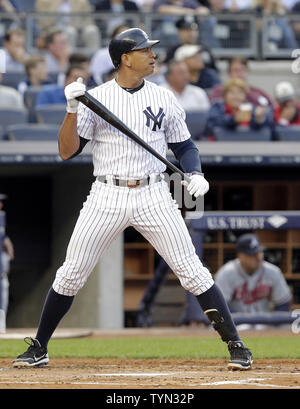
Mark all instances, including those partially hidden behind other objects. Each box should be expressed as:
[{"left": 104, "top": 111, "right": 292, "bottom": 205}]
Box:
[{"left": 214, "top": 259, "right": 292, "bottom": 313}]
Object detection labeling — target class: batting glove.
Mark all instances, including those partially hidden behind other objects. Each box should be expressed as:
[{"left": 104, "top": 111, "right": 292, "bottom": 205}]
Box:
[
  {"left": 64, "top": 77, "right": 86, "bottom": 114},
  {"left": 182, "top": 174, "right": 209, "bottom": 197}
]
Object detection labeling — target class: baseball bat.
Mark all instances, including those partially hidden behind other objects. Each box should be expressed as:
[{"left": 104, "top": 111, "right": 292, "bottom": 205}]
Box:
[{"left": 76, "top": 92, "right": 190, "bottom": 181}]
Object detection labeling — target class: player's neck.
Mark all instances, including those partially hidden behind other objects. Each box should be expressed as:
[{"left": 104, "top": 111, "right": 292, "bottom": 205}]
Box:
[{"left": 115, "top": 71, "right": 144, "bottom": 89}]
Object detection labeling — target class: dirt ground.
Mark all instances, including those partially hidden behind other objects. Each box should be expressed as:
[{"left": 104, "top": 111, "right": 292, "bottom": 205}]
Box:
[{"left": 0, "top": 328, "right": 299, "bottom": 389}]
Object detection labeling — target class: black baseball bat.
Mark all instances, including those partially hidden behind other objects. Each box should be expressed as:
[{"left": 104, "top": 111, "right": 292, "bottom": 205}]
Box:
[{"left": 76, "top": 92, "right": 190, "bottom": 181}]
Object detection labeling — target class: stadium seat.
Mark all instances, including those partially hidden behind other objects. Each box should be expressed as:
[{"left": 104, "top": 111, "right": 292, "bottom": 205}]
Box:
[
  {"left": 185, "top": 111, "right": 209, "bottom": 140},
  {"left": 1, "top": 72, "right": 27, "bottom": 89},
  {"left": 24, "top": 86, "right": 43, "bottom": 122},
  {"left": 275, "top": 126, "right": 300, "bottom": 141},
  {"left": 0, "top": 125, "right": 4, "bottom": 140},
  {"left": 35, "top": 104, "right": 66, "bottom": 125},
  {"left": 24, "top": 87, "right": 42, "bottom": 111},
  {"left": 0, "top": 108, "right": 28, "bottom": 136},
  {"left": 6, "top": 124, "right": 60, "bottom": 141},
  {"left": 13, "top": 0, "right": 36, "bottom": 11},
  {"left": 213, "top": 126, "right": 272, "bottom": 141}
]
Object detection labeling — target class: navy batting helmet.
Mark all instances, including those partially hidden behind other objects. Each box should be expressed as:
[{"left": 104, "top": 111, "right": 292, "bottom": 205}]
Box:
[{"left": 109, "top": 28, "right": 160, "bottom": 69}]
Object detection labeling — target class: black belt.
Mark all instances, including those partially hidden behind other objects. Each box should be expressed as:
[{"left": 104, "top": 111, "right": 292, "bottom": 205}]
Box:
[{"left": 97, "top": 175, "right": 161, "bottom": 188}]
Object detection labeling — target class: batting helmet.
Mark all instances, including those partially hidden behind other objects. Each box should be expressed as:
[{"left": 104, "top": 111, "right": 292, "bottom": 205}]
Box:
[{"left": 109, "top": 28, "right": 160, "bottom": 69}]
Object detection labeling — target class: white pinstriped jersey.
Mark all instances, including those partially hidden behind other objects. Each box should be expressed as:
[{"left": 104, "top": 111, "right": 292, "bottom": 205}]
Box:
[{"left": 77, "top": 79, "right": 191, "bottom": 179}]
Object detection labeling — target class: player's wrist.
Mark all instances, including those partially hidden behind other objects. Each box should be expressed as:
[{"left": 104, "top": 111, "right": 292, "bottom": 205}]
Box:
[
  {"left": 66, "top": 104, "right": 78, "bottom": 114},
  {"left": 189, "top": 171, "right": 204, "bottom": 177}
]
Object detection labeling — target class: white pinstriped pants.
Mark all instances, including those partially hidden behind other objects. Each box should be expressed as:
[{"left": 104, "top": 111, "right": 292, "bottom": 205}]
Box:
[{"left": 52, "top": 178, "right": 214, "bottom": 296}]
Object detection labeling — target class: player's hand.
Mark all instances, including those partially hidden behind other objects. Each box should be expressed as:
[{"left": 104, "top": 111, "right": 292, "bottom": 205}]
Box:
[
  {"left": 182, "top": 174, "right": 209, "bottom": 197},
  {"left": 64, "top": 77, "right": 86, "bottom": 114}
]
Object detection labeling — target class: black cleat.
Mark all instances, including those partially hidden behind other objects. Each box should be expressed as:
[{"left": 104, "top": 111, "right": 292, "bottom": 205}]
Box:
[
  {"left": 13, "top": 337, "right": 49, "bottom": 368},
  {"left": 227, "top": 340, "right": 253, "bottom": 371}
]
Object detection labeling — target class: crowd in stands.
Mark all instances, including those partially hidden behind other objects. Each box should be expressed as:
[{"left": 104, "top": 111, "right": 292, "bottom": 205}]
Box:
[{"left": 1, "top": 0, "right": 300, "bottom": 141}]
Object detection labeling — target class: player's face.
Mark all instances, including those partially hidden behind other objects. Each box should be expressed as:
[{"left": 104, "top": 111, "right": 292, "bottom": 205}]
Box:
[
  {"left": 127, "top": 47, "right": 156, "bottom": 76},
  {"left": 238, "top": 251, "right": 264, "bottom": 274}
]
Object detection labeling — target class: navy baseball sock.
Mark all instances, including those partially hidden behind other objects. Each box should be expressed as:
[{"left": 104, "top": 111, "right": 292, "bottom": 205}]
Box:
[
  {"left": 196, "top": 283, "right": 240, "bottom": 342},
  {"left": 36, "top": 287, "right": 74, "bottom": 349}
]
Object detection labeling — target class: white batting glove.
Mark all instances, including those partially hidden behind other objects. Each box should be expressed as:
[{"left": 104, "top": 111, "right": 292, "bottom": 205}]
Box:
[
  {"left": 64, "top": 77, "right": 86, "bottom": 114},
  {"left": 182, "top": 174, "right": 209, "bottom": 197}
]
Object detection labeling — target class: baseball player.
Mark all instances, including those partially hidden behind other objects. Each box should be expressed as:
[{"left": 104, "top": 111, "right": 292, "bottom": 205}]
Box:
[
  {"left": 215, "top": 234, "right": 292, "bottom": 314},
  {"left": 13, "top": 28, "right": 252, "bottom": 370},
  {"left": 0, "top": 194, "right": 14, "bottom": 334}
]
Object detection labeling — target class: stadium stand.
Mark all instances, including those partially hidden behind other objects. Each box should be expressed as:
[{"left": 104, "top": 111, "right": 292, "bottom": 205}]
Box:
[
  {"left": 6, "top": 123, "right": 60, "bottom": 141},
  {"left": 213, "top": 126, "right": 273, "bottom": 141},
  {"left": 275, "top": 125, "right": 300, "bottom": 141},
  {"left": 0, "top": 125, "right": 4, "bottom": 140},
  {"left": 185, "top": 111, "right": 209, "bottom": 140},
  {"left": 35, "top": 104, "right": 66, "bottom": 125},
  {"left": 0, "top": 108, "right": 28, "bottom": 137},
  {"left": 1, "top": 72, "right": 27, "bottom": 89}
]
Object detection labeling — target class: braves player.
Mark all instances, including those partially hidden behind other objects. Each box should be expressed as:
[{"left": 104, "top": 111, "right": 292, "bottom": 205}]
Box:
[
  {"left": 13, "top": 28, "right": 252, "bottom": 370},
  {"left": 215, "top": 234, "right": 292, "bottom": 314}
]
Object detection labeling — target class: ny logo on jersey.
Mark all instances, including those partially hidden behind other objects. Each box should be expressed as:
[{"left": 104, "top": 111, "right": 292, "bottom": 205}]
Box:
[{"left": 143, "top": 106, "right": 165, "bottom": 131}]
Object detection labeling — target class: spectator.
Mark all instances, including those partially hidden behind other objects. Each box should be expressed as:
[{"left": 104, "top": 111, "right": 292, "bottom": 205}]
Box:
[
  {"left": 273, "top": 81, "right": 300, "bottom": 126},
  {"left": 35, "top": 65, "right": 88, "bottom": 107},
  {"left": 161, "top": 60, "right": 211, "bottom": 112},
  {"left": 95, "top": 0, "right": 139, "bottom": 35},
  {"left": 251, "top": 0, "right": 298, "bottom": 50},
  {"left": 152, "top": 0, "right": 210, "bottom": 15},
  {"left": 67, "top": 52, "right": 97, "bottom": 88},
  {"left": 214, "top": 234, "right": 292, "bottom": 314},
  {"left": 0, "top": 0, "right": 20, "bottom": 32},
  {"left": 209, "top": 57, "right": 274, "bottom": 107},
  {"left": 90, "top": 24, "right": 130, "bottom": 85},
  {"left": 35, "top": 0, "right": 100, "bottom": 52},
  {"left": 17, "top": 55, "right": 51, "bottom": 96},
  {"left": 205, "top": 78, "right": 273, "bottom": 137},
  {"left": 0, "top": 72, "right": 24, "bottom": 108},
  {"left": 95, "top": 0, "right": 139, "bottom": 11},
  {"left": 198, "top": 0, "right": 228, "bottom": 49},
  {"left": 282, "top": 0, "right": 299, "bottom": 9},
  {"left": 224, "top": 0, "right": 253, "bottom": 10},
  {"left": 0, "top": 193, "right": 14, "bottom": 334},
  {"left": 0, "top": 0, "right": 18, "bottom": 12},
  {"left": 165, "top": 16, "right": 218, "bottom": 73},
  {"left": 174, "top": 44, "right": 221, "bottom": 90},
  {"left": 43, "top": 29, "right": 71, "bottom": 73},
  {"left": 2, "top": 28, "right": 26, "bottom": 72}
]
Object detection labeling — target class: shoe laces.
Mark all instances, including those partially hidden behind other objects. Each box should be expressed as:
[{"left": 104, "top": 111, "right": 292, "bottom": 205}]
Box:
[
  {"left": 18, "top": 337, "right": 43, "bottom": 357},
  {"left": 228, "top": 341, "right": 251, "bottom": 359}
]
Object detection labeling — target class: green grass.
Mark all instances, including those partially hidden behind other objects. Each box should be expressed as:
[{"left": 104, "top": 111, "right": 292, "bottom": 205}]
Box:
[{"left": 0, "top": 337, "right": 299, "bottom": 359}]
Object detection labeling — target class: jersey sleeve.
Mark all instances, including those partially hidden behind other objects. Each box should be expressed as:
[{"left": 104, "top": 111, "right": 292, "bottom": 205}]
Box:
[
  {"left": 214, "top": 267, "right": 235, "bottom": 303},
  {"left": 77, "top": 100, "right": 96, "bottom": 141},
  {"left": 165, "top": 91, "right": 191, "bottom": 143},
  {"left": 270, "top": 267, "right": 292, "bottom": 306}
]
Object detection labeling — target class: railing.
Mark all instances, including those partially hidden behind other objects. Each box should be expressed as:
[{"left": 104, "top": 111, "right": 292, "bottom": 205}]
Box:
[{"left": 1, "top": 11, "right": 300, "bottom": 59}]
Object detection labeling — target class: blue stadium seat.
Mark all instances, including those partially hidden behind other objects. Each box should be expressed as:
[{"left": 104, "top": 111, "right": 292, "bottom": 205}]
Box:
[
  {"left": 1, "top": 72, "right": 27, "bottom": 89},
  {"left": 275, "top": 126, "right": 300, "bottom": 141},
  {"left": 213, "top": 126, "right": 272, "bottom": 141},
  {"left": 0, "top": 108, "right": 28, "bottom": 136},
  {"left": 35, "top": 104, "right": 66, "bottom": 125},
  {"left": 185, "top": 111, "right": 209, "bottom": 140},
  {"left": 13, "top": 0, "right": 36, "bottom": 12},
  {"left": 24, "top": 86, "right": 41, "bottom": 111},
  {"left": 0, "top": 125, "right": 4, "bottom": 140},
  {"left": 6, "top": 124, "right": 60, "bottom": 141}
]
